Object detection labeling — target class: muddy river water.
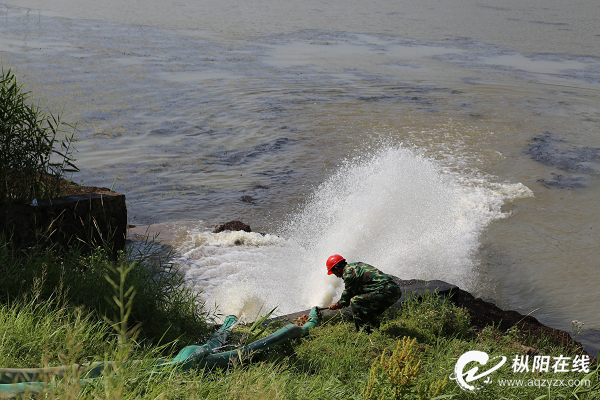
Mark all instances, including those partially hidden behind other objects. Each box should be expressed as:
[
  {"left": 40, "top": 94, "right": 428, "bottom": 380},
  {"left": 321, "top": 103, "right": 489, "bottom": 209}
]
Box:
[{"left": 1, "top": 0, "right": 599, "bottom": 344}]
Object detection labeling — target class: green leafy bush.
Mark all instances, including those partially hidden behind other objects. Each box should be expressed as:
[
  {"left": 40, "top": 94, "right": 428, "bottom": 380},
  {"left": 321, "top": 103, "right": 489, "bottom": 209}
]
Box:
[{"left": 0, "top": 69, "right": 78, "bottom": 205}]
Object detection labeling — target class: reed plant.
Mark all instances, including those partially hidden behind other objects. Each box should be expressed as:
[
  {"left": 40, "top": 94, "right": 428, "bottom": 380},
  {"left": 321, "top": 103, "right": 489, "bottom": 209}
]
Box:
[{"left": 0, "top": 68, "right": 78, "bottom": 205}]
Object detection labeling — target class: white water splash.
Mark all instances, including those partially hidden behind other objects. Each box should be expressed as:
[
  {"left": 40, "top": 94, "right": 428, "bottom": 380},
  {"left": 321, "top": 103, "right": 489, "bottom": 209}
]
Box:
[{"left": 174, "top": 146, "right": 532, "bottom": 318}]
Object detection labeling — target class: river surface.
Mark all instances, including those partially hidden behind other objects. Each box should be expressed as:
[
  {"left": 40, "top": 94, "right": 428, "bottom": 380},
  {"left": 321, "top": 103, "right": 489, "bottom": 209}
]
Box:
[{"left": 1, "top": 0, "right": 599, "bottom": 338}]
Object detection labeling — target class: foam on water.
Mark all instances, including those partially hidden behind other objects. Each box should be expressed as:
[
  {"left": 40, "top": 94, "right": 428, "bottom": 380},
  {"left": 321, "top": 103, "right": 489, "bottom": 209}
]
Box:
[{"left": 174, "top": 145, "right": 532, "bottom": 320}]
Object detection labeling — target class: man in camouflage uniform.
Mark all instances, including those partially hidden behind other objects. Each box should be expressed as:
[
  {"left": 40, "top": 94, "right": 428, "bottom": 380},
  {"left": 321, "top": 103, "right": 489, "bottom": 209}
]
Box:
[{"left": 326, "top": 254, "right": 401, "bottom": 332}]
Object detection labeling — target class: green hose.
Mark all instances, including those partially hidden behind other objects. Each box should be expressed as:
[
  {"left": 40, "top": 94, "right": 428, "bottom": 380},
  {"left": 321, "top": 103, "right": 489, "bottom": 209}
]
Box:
[
  {"left": 0, "top": 307, "right": 321, "bottom": 396},
  {"left": 163, "top": 314, "right": 240, "bottom": 371},
  {"left": 198, "top": 306, "right": 321, "bottom": 368}
]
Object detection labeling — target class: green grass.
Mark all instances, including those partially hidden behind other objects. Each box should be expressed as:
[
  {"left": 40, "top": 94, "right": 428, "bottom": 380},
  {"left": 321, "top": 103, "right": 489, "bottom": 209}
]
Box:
[
  {"left": 0, "top": 300, "right": 112, "bottom": 369},
  {"left": 0, "top": 227, "right": 597, "bottom": 399}
]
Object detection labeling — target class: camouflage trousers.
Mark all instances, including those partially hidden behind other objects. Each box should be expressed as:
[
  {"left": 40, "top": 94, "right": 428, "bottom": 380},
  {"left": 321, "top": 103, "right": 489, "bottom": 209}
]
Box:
[{"left": 350, "top": 284, "right": 401, "bottom": 331}]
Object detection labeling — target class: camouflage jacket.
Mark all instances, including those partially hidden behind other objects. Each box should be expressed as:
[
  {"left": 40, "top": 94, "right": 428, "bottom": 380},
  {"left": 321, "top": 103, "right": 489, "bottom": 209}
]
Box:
[{"left": 337, "top": 262, "right": 398, "bottom": 307}]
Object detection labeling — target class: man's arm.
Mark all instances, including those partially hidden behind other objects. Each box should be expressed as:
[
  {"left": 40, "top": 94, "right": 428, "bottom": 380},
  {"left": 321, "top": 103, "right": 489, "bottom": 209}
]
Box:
[{"left": 328, "top": 283, "right": 354, "bottom": 309}]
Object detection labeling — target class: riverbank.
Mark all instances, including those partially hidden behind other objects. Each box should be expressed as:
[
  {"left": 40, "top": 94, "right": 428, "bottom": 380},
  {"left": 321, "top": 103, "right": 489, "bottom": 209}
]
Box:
[
  {"left": 5, "top": 275, "right": 596, "bottom": 398},
  {"left": 274, "top": 278, "right": 595, "bottom": 359},
  {"left": 128, "top": 221, "right": 599, "bottom": 359},
  {"left": 0, "top": 227, "right": 598, "bottom": 398}
]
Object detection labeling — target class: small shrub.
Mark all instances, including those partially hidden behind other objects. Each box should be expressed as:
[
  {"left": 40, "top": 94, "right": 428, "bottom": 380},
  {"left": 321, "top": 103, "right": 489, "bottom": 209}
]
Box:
[{"left": 363, "top": 336, "right": 423, "bottom": 399}]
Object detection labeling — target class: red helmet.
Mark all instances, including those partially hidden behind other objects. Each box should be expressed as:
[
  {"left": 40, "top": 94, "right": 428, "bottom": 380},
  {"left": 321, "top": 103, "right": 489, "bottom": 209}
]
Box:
[{"left": 326, "top": 254, "right": 345, "bottom": 275}]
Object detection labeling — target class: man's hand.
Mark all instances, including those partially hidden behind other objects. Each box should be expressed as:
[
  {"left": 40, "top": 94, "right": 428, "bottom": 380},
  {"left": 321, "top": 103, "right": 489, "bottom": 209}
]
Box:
[{"left": 328, "top": 302, "right": 342, "bottom": 310}]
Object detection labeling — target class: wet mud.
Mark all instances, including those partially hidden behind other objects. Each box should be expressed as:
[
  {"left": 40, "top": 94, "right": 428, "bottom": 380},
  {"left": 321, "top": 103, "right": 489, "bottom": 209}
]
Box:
[{"left": 526, "top": 132, "right": 600, "bottom": 188}]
